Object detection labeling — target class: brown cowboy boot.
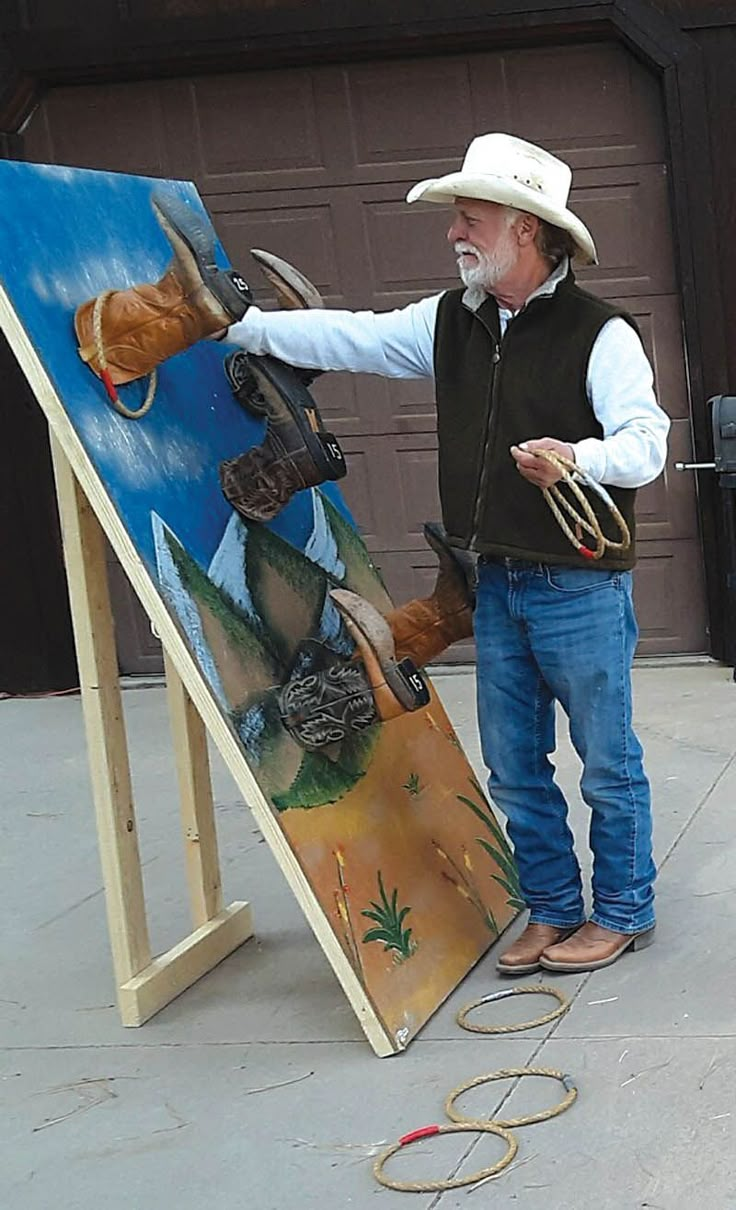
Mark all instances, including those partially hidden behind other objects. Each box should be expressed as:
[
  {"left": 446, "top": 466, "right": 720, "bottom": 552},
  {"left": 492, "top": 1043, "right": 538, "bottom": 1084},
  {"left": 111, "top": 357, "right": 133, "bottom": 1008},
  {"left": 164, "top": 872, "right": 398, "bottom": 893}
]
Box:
[
  {"left": 74, "top": 192, "right": 252, "bottom": 385},
  {"left": 218, "top": 351, "right": 346, "bottom": 522},
  {"left": 385, "top": 523, "right": 476, "bottom": 667},
  {"left": 497, "top": 923, "right": 583, "bottom": 976},
  {"left": 330, "top": 589, "right": 430, "bottom": 721}
]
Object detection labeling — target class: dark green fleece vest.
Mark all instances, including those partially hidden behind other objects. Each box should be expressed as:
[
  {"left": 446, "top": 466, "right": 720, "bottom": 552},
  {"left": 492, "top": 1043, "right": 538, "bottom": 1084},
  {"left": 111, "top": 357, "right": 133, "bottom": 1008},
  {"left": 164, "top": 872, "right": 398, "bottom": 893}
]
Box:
[{"left": 433, "top": 272, "right": 640, "bottom": 569}]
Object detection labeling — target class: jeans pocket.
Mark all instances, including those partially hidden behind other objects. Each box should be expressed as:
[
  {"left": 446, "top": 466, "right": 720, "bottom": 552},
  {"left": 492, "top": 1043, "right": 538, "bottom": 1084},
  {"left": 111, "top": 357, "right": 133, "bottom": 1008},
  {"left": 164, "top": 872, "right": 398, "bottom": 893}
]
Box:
[{"left": 543, "top": 565, "right": 620, "bottom": 594}]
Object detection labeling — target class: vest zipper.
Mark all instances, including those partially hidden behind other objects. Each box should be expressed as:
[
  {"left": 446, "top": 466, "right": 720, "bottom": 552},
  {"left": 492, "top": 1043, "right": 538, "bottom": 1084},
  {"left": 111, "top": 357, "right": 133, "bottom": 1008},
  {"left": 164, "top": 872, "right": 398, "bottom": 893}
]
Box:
[{"left": 470, "top": 336, "right": 502, "bottom": 548}]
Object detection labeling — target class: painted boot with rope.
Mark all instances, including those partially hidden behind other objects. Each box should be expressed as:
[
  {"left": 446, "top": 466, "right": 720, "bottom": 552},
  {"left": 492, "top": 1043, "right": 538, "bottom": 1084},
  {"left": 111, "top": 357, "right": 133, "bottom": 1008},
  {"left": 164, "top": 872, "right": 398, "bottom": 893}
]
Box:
[
  {"left": 219, "top": 350, "right": 346, "bottom": 522},
  {"left": 330, "top": 589, "right": 430, "bottom": 721},
  {"left": 74, "top": 192, "right": 253, "bottom": 388},
  {"left": 385, "top": 523, "right": 476, "bottom": 668}
]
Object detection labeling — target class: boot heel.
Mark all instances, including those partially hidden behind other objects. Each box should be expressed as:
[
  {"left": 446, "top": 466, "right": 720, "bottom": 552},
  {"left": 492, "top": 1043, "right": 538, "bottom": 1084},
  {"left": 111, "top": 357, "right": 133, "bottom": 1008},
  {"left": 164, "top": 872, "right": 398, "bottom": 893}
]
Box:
[{"left": 632, "top": 927, "right": 656, "bottom": 952}]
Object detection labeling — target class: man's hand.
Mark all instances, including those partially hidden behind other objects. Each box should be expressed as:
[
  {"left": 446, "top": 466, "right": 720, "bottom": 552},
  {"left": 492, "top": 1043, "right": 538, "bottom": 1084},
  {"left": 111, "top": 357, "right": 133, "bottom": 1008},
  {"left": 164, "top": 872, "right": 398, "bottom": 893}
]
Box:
[{"left": 510, "top": 437, "right": 575, "bottom": 488}]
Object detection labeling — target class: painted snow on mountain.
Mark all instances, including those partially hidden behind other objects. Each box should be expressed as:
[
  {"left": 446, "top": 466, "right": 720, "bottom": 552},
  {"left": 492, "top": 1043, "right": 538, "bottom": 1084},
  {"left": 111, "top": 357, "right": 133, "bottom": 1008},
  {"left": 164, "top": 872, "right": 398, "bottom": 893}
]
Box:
[
  {"left": 207, "top": 511, "right": 257, "bottom": 617},
  {"left": 317, "top": 596, "right": 353, "bottom": 655},
  {"left": 304, "top": 492, "right": 345, "bottom": 580},
  {"left": 151, "top": 511, "right": 228, "bottom": 705}
]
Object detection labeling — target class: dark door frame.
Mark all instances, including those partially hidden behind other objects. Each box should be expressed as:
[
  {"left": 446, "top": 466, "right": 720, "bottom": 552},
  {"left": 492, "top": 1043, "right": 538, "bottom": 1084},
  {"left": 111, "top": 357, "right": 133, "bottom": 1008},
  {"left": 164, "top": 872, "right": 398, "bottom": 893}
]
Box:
[{"left": 1, "top": 0, "right": 731, "bottom": 657}]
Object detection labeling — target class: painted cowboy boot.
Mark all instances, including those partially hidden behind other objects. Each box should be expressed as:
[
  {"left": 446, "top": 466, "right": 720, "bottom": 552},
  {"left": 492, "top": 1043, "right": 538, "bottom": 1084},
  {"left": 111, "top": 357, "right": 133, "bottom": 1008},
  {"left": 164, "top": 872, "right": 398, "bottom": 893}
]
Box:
[
  {"left": 330, "top": 589, "right": 430, "bottom": 721},
  {"left": 219, "top": 351, "right": 346, "bottom": 522},
  {"left": 74, "top": 192, "right": 252, "bottom": 386},
  {"left": 385, "top": 522, "right": 476, "bottom": 667}
]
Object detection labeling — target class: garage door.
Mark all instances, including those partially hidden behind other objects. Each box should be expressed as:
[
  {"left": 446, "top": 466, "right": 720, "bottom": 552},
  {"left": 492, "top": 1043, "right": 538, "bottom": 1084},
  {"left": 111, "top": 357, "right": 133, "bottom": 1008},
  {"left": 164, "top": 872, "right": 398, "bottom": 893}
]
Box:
[{"left": 23, "top": 40, "right": 709, "bottom": 663}]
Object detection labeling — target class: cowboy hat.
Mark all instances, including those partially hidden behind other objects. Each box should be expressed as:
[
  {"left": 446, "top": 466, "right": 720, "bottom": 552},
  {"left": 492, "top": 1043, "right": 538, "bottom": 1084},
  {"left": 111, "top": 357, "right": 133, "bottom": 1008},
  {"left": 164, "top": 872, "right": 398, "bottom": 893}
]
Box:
[{"left": 406, "top": 132, "right": 597, "bottom": 265}]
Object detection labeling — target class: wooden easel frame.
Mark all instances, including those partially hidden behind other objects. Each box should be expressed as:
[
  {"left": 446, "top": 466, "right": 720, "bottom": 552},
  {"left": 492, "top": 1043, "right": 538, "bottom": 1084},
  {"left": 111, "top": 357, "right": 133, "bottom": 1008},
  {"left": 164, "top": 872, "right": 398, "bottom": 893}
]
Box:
[
  {"left": 2, "top": 289, "right": 396, "bottom": 1055},
  {"left": 51, "top": 439, "right": 254, "bottom": 1026}
]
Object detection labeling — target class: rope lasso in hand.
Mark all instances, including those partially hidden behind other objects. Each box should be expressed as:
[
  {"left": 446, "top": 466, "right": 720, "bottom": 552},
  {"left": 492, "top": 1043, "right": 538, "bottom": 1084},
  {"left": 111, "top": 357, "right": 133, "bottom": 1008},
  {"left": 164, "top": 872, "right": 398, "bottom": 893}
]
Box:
[{"left": 531, "top": 447, "right": 631, "bottom": 560}]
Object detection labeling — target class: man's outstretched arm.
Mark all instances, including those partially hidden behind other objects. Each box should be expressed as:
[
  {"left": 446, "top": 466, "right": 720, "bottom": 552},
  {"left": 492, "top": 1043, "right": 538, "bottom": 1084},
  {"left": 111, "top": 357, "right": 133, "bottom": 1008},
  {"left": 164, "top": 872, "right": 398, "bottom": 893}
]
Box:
[{"left": 226, "top": 293, "right": 441, "bottom": 380}]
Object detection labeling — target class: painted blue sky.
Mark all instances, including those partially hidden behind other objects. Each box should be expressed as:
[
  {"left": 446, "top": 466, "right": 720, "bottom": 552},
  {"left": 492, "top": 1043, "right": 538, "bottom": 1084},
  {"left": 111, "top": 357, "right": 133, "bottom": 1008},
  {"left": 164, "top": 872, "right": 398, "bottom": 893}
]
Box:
[{"left": 0, "top": 161, "right": 350, "bottom": 573}]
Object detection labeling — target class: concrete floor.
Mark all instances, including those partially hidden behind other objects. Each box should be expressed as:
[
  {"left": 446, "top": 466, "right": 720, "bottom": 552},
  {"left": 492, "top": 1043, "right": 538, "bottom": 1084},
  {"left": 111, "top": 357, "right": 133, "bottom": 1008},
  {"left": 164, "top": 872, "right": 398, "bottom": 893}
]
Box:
[{"left": 2, "top": 662, "right": 736, "bottom": 1209}]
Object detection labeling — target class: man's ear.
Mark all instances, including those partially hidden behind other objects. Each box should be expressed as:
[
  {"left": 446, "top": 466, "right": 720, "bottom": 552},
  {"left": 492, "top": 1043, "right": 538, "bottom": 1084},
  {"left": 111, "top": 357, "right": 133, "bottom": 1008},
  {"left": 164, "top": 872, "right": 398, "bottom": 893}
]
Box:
[{"left": 515, "top": 212, "right": 540, "bottom": 248}]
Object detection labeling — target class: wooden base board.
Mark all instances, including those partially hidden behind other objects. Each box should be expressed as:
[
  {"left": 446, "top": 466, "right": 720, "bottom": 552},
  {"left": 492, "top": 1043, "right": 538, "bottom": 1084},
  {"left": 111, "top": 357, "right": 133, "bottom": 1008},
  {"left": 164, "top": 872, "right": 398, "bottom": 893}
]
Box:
[{"left": 119, "top": 901, "right": 254, "bottom": 1026}]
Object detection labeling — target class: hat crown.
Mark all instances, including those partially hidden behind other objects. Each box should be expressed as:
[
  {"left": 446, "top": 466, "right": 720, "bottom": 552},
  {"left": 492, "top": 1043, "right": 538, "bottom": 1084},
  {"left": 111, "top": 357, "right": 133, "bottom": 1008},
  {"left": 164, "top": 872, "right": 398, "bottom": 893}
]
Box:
[{"left": 462, "top": 133, "right": 572, "bottom": 207}]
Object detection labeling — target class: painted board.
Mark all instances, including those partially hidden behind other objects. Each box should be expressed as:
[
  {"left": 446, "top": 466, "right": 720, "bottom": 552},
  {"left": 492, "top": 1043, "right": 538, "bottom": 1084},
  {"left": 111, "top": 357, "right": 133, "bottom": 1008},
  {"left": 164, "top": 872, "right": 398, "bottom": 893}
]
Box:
[{"left": 0, "top": 161, "right": 521, "bottom": 1054}]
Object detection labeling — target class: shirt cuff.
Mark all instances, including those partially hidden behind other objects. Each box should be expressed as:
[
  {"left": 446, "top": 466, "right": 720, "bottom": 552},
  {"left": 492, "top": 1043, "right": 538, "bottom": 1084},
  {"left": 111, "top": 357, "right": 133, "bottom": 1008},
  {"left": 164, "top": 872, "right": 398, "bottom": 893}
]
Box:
[
  {"left": 570, "top": 437, "right": 606, "bottom": 483},
  {"left": 226, "top": 308, "right": 265, "bottom": 350}
]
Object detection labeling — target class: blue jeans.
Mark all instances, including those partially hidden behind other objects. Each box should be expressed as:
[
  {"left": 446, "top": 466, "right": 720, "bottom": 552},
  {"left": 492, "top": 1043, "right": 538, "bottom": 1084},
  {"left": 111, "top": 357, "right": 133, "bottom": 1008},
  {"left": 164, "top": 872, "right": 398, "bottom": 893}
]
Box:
[{"left": 474, "top": 558, "right": 656, "bottom": 934}]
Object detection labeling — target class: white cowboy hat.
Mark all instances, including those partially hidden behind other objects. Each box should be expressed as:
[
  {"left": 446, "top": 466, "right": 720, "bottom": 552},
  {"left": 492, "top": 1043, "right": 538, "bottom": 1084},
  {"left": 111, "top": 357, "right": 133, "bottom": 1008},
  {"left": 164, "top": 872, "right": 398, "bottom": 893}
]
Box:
[{"left": 406, "top": 132, "right": 597, "bottom": 265}]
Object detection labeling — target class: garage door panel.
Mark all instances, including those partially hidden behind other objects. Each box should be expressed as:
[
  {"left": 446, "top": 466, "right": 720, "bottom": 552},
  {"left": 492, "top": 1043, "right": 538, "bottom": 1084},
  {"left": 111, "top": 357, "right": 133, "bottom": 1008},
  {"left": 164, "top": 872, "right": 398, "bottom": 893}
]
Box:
[
  {"left": 340, "top": 434, "right": 440, "bottom": 553},
  {"left": 384, "top": 379, "right": 438, "bottom": 435},
  {"left": 636, "top": 421, "right": 703, "bottom": 542},
  {"left": 308, "top": 371, "right": 379, "bottom": 436},
  {"left": 393, "top": 442, "right": 443, "bottom": 546},
  {"left": 333, "top": 445, "right": 382, "bottom": 548},
  {"left": 495, "top": 43, "right": 665, "bottom": 168},
  {"left": 362, "top": 197, "right": 457, "bottom": 297},
  {"left": 574, "top": 165, "right": 676, "bottom": 297},
  {"left": 346, "top": 58, "right": 477, "bottom": 168},
  {"left": 633, "top": 540, "right": 709, "bottom": 654},
  {"left": 210, "top": 201, "right": 342, "bottom": 301},
  {"left": 195, "top": 74, "right": 322, "bottom": 176},
  {"left": 23, "top": 82, "right": 171, "bottom": 177}
]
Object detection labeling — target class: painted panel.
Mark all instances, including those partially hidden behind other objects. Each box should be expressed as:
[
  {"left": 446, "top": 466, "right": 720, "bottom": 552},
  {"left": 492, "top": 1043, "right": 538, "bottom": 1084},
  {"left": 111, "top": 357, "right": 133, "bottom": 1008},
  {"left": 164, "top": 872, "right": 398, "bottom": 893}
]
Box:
[{"left": 0, "top": 161, "right": 519, "bottom": 1052}]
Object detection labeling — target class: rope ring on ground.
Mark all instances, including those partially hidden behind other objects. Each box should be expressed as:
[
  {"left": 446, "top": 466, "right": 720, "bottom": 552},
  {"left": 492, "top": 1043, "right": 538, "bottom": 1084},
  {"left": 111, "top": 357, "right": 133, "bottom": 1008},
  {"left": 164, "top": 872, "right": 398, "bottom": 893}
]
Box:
[
  {"left": 445, "top": 1066, "right": 578, "bottom": 1129},
  {"left": 372, "top": 1121, "right": 518, "bottom": 1192},
  {"left": 456, "top": 983, "right": 571, "bottom": 1034},
  {"left": 92, "top": 291, "right": 158, "bottom": 420}
]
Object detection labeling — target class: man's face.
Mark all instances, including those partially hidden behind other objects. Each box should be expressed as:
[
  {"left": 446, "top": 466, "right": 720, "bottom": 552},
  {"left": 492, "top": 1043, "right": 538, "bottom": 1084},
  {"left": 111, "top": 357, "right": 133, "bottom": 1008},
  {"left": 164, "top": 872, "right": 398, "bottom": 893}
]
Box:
[{"left": 447, "top": 198, "right": 520, "bottom": 291}]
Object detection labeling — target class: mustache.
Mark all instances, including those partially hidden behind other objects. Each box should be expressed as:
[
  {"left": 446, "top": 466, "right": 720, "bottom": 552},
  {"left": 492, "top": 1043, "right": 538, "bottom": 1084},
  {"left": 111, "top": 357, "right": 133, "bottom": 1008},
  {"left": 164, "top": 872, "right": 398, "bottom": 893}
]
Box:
[{"left": 454, "top": 241, "right": 479, "bottom": 256}]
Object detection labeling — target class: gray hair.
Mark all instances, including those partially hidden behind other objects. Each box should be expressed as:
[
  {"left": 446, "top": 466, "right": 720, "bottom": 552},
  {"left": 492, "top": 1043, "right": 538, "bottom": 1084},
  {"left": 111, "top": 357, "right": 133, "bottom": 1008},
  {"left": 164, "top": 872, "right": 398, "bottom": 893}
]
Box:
[
  {"left": 534, "top": 220, "right": 578, "bottom": 265},
  {"left": 503, "top": 206, "right": 577, "bottom": 264}
]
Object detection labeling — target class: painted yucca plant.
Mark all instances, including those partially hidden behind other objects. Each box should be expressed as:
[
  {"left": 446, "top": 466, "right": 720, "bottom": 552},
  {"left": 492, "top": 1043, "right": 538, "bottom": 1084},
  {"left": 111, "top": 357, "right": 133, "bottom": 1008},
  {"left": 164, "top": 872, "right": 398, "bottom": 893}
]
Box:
[
  {"left": 457, "top": 777, "right": 526, "bottom": 912},
  {"left": 361, "top": 872, "right": 417, "bottom": 961},
  {"left": 402, "top": 772, "right": 423, "bottom": 797}
]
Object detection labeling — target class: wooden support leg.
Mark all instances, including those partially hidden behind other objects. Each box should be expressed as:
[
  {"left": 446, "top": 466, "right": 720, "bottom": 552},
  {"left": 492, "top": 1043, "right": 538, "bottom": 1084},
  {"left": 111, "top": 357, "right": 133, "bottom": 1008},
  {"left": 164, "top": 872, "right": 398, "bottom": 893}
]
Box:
[
  {"left": 164, "top": 649, "right": 223, "bottom": 928},
  {"left": 51, "top": 436, "right": 253, "bottom": 1026},
  {"left": 50, "top": 436, "right": 152, "bottom": 987}
]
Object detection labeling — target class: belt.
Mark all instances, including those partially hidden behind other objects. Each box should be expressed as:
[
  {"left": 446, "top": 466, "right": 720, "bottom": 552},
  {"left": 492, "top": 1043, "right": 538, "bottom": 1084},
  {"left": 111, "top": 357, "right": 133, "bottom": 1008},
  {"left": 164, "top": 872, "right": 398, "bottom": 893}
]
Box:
[{"left": 478, "top": 554, "right": 545, "bottom": 570}]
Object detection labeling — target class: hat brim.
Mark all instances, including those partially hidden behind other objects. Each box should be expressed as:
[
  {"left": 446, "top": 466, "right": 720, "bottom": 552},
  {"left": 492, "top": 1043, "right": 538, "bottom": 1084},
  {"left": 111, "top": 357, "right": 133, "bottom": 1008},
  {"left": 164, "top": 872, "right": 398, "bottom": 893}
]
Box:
[{"left": 406, "top": 172, "right": 597, "bottom": 266}]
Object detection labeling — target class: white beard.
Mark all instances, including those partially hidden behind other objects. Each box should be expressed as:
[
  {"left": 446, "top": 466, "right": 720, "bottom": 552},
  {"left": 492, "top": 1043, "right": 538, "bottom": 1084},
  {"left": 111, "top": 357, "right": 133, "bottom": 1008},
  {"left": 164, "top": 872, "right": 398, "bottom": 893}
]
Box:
[{"left": 455, "top": 235, "right": 518, "bottom": 291}]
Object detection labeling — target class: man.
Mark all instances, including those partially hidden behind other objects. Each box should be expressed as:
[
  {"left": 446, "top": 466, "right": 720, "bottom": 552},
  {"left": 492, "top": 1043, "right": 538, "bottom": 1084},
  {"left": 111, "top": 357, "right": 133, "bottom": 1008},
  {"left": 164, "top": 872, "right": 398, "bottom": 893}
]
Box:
[
  {"left": 77, "top": 133, "right": 669, "bottom": 973},
  {"left": 223, "top": 132, "right": 669, "bottom": 975}
]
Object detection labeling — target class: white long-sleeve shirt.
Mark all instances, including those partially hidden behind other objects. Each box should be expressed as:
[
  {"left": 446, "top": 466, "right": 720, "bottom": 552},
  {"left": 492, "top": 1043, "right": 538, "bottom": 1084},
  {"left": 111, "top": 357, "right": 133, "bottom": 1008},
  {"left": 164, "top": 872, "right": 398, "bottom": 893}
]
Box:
[{"left": 227, "top": 263, "right": 670, "bottom": 489}]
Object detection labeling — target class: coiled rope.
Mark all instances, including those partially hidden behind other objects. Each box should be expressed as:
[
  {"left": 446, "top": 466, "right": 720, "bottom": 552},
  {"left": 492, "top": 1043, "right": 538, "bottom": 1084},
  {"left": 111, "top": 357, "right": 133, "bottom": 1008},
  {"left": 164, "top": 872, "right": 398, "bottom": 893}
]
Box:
[
  {"left": 373, "top": 985, "right": 576, "bottom": 1193},
  {"left": 532, "top": 447, "right": 631, "bottom": 560},
  {"left": 456, "top": 983, "right": 570, "bottom": 1034},
  {"left": 373, "top": 1121, "right": 518, "bottom": 1192},
  {"left": 92, "top": 291, "right": 157, "bottom": 419},
  {"left": 445, "top": 1067, "right": 578, "bottom": 1130}
]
